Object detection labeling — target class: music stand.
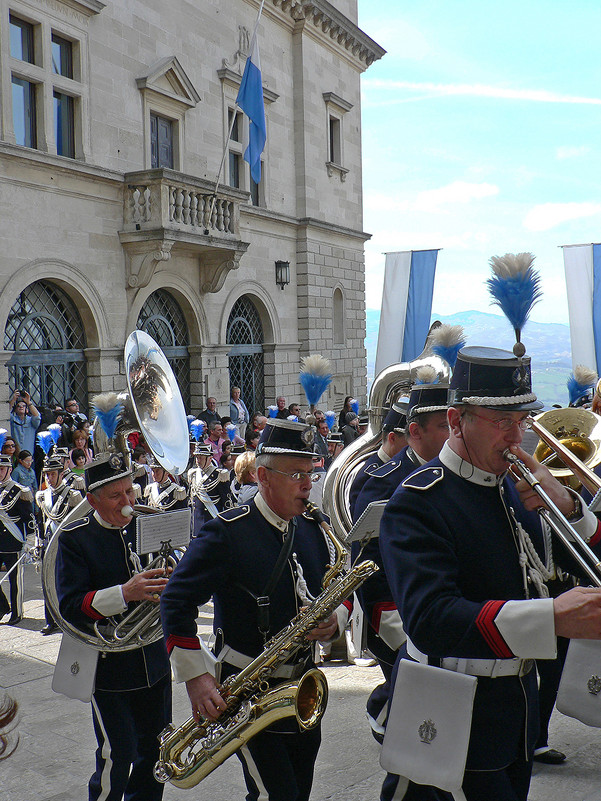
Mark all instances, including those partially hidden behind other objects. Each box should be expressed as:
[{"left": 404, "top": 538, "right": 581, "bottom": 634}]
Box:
[{"left": 344, "top": 500, "right": 387, "bottom": 546}]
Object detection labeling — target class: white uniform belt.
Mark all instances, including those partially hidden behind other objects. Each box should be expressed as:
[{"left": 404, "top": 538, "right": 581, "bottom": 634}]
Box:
[
  {"left": 217, "top": 645, "right": 307, "bottom": 679},
  {"left": 406, "top": 638, "right": 533, "bottom": 678}
]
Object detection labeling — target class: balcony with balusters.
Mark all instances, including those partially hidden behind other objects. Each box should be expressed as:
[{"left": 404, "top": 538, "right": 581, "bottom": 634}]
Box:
[{"left": 119, "top": 169, "right": 249, "bottom": 293}]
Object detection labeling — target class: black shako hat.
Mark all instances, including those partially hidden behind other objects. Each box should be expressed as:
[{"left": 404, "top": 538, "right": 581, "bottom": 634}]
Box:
[
  {"left": 85, "top": 451, "right": 131, "bottom": 492},
  {"left": 406, "top": 384, "right": 449, "bottom": 422},
  {"left": 256, "top": 418, "right": 316, "bottom": 459},
  {"left": 42, "top": 453, "right": 67, "bottom": 472},
  {"left": 382, "top": 400, "right": 408, "bottom": 433},
  {"left": 449, "top": 346, "right": 543, "bottom": 412}
]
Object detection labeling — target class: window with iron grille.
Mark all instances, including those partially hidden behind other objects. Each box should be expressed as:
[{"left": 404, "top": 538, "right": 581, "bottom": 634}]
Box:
[
  {"left": 4, "top": 281, "right": 88, "bottom": 413},
  {"left": 136, "top": 289, "right": 191, "bottom": 412},
  {"left": 227, "top": 296, "right": 265, "bottom": 417}
]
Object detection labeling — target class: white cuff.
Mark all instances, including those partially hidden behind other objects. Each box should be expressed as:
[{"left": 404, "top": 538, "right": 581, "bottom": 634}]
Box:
[
  {"left": 570, "top": 506, "right": 598, "bottom": 543},
  {"left": 327, "top": 604, "right": 350, "bottom": 642},
  {"left": 92, "top": 585, "right": 127, "bottom": 618},
  {"left": 378, "top": 609, "right": 406, "bottom": 651},
  {"left": 495, "top": 599, "right": 557, "bottom": 659},
  {"left": 170, "top": 642, "right": 218, "bottom": 683}
]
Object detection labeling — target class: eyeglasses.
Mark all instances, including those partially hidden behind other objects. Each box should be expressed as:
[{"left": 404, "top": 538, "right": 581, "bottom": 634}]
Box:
[
  {"left": 263, "top": 466, "right": 320, "bottom": 483},
  {"left": 469, "top": 412, "right": 531, "bottom": 432}
]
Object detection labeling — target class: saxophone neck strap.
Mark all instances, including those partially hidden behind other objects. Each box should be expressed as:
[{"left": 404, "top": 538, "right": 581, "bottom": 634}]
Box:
[{"left": 235, "top": 517, "right": 297, "bottom": 639}]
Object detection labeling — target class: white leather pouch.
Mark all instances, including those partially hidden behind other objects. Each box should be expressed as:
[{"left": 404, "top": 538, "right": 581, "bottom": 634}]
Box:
[
  {"left": 52, "top": 633, "right": 98, "bottom": 702},
  {"left": 380, "top": 659, "right": 477, "bottom": 797},
  {"left": 556, "top": 639, "right": 601, "bottom": 727}
]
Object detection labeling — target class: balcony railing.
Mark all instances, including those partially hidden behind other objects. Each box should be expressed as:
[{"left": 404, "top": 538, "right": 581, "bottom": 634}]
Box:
[{"left": 122, "top": 169, "right": 248, "bottom": 239}]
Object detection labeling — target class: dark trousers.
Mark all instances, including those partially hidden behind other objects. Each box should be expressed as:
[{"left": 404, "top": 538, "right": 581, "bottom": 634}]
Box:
[
  {"left": 237, "top": 724, "right": 321, "bottom": 801},
  {"left": 89, "top": 674, "right": 171, "bottom": 801},
  {"left": 382, "top": 757, "right": 533, "bottom": 801},
  {"left": 0, "top": 550, "right": 23, "bottom": 617}
]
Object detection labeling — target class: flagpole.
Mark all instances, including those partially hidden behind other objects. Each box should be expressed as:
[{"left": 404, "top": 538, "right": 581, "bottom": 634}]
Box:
[{"left": 204, "top": 0, "right": 266, "bottom": 234}]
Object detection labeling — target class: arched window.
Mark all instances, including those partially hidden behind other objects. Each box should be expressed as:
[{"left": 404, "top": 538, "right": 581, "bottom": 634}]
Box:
[
  {"left": 333, "top": 287, "right": 344, "bottom": 344},
  {"left": 136, "top": 289, "right": 191, "bottom": 411},
  {"left": 227, "top": 296, "right": 264, "bottom": 417},
  {"left": 4, "top": 280, "right": 88, "bottom": 409}
]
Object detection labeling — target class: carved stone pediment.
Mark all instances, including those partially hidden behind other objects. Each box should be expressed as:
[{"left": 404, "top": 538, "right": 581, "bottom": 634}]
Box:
[{"left": 136, "top": 56, "right": 200, "bottom": 109}]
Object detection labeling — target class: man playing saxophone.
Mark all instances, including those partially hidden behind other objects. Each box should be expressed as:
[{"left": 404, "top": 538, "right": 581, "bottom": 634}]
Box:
[{"left": 160, "top": 418, "right": 350, "bottom": 801}]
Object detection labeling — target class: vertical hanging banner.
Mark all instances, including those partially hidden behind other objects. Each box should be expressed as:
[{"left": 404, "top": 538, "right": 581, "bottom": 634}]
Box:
[
  {"left": 236, "top": 24, "right": 266, "bottom": 184},
  {"left": 562, "top": 244, "right": 601, "bottom": 375},
  {"left": 374, "top": 249, "right": 439, "bottom": 377}
]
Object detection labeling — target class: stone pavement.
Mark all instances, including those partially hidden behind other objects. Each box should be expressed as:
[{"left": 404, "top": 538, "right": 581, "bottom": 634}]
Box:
[{"left": 1, "top": 564, "right": 601, "bottom": 800}]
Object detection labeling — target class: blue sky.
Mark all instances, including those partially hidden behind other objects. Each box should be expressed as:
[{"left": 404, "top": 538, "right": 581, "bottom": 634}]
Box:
[{"left": 357, "top": 1, "right": 601, "bottom": 324}]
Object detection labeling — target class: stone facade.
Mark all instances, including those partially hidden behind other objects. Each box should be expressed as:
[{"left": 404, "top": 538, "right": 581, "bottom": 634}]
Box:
[{"left": 0, "top": 0, "right": 383, "bottom": 424}]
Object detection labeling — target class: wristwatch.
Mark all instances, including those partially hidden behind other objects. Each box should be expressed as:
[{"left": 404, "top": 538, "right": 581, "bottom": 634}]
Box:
[{"left": 565, "top": 491, "right": 583, "bottom": 521}]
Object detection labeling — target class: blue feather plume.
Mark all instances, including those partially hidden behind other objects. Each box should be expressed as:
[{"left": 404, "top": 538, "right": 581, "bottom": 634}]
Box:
[
  {"left": 287, "top": 415, "right": 299, "bottom": 422},
  {"left": 91, "top": 397, "right": 123, "bottom": 441},
  {"left": 0, "top": 429, "right": 7, "bottom": 452},
  {"left": 567, "top": 365, "right": 597, "bottom": 406},
  {"left": 299, "top": 354, "right": 332, "bottom": 408},
  {"left": 37, "top": 430, "right": 54, "bottom": 455},
  {"left": 350, "top": 398, "right": 359, "bottom": 416},
  {"left": 486, "top": 253, "right": 542, "bottom": 340},
  {"left": 48, "top": 423, "right": 62, "bottom": 444},
  {"left": 190, "top": 419, "right": 206, "bottom": 441},
  {"left": 325, "top": 410, "right": 336, "bottom": 430},
  {"left": 225, "top": 423, "right": 237, "bottom": 442},
  {"left": 430, "top": 324, "right": 466, "bottom": 370},
  {"left": 268, "top": 405, "right": 278, "bottom": 418},
  {"left": 186, "top": 414, "right": 196, "bottom": 431}
]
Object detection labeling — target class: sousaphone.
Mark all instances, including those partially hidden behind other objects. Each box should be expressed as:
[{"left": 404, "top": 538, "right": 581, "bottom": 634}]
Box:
[{"left": 42, "top": 330, "right": 190, "bottom": 651}]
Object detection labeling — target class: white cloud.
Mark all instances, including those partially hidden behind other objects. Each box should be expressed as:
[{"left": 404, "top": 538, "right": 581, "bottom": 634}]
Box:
[
  {"left": 415, "top": 181, "right": 499, "bottom": 211},
  {"left": 556, "top": 145, "right": 592, "bottom": 160},
  {"left": 365, "top": 182, "right": 499, "bottom": 216},
  {"left": 362, "top": 79, "right": 601, "bottom": 106},
  {"left": 523, "top": 202, "right": 601, "bottom": 231}
]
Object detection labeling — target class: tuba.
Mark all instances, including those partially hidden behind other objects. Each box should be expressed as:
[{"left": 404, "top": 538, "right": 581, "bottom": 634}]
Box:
[
  {"left": 322, "top": 322, "right": 451, "bottom": 541},
  {"left": 42, "top": 330, "right": 190, "bottom": 652}
]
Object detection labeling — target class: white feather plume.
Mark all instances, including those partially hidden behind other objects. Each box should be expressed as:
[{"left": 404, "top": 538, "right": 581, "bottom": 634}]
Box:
[
  {"left": 573, "top": 365, "right": 598, "bottom": 387},
  {"left": 414, "top": 365, "right": 438, "bottom": 385}
]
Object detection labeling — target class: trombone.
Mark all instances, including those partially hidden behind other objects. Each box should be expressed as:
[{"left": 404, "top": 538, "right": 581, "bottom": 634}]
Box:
[{"left": 504, "top": 448, "right": 601, "bottom": 588}]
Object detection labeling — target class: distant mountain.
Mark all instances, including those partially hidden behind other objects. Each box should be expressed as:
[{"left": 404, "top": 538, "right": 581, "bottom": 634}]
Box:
[{"left": 366, "top": 309, "right": 573, "bottom": 410}]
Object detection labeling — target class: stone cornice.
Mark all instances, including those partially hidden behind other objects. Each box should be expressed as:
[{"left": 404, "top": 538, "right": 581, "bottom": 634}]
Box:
[
  {"left": 270, "top": 0, "right": 385, "bottom": 67},
  {"left": 62, "top": 0, "right": 105, "bottom": 15}
]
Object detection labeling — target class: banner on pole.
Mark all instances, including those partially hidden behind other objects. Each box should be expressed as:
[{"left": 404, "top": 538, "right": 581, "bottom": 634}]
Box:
[
  {"left": 561, "top": 244, "right": 601, "bottom": 375},
  {"left": 374, "top": 250, "right": 439, "bottom": 377}
]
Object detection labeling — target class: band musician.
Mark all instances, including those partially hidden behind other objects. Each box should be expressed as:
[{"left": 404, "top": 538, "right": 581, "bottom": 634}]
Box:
[
  {"left": 161, "top": 419, "right": 350, "bottom": 801},
  {"left": 379, "top": 346, "right": 601, "bottom": 801},
  {"left": 55, "top": 450, "right": 172, "bottom": 801},
  {"left": 0, "top": 449, "right": 36, "bottom": 626},
  {"left": 35, "top": 449, "right": 84, "bottom": 634}
]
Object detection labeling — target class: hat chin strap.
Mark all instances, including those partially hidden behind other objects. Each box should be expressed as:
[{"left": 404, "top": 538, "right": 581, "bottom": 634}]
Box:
[{"left": 460, "top": 393, "right": 537, "bottom": 406}]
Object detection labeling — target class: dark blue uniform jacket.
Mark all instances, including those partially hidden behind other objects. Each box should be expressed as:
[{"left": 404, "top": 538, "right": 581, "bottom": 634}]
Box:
[
  {"left": 56, "top": 514, "right": 170, "bottom": 691},
  {"left": 380, "top": 458, "right": 599, "bottom": 770},
  {"left": 161, "top": 501, "right": 335, "bottom": 662}
]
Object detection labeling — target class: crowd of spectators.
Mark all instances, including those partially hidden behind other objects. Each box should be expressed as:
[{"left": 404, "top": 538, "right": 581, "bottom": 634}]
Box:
[{"left": 4, "top": 386, "right": 364, "bottom": 505}]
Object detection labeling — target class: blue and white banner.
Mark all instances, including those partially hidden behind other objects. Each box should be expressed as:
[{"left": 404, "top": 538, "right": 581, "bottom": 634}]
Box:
[
  {"left": 374, "top": 249, "right": 439, "bottom": 377},
  {"left": 236, "top": 31, "right": 266, "bottom": 184},
  {"left": 562, "top": 244, "right": 601, "bottom": 375}
]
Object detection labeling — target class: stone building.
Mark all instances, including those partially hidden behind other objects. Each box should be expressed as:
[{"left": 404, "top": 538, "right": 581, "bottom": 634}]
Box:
[{"left": 0, "top": 0, "right": 383, "bottom": 426}]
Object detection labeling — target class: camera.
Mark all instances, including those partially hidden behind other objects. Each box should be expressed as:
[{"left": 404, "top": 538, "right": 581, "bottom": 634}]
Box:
[{"left": 18, "top": 390, "right": 27, "bottom": 397}]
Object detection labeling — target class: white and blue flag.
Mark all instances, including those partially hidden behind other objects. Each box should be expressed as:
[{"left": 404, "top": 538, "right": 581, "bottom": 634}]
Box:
[
  {"left": 236, "top": 32, "right": 266, "bottom": 184},
  {"left": 374, "top": 250, "right": 439, "bottom": 376},
  {"left": 562, "top": 244, "right": 601, "bottom": 375}
]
